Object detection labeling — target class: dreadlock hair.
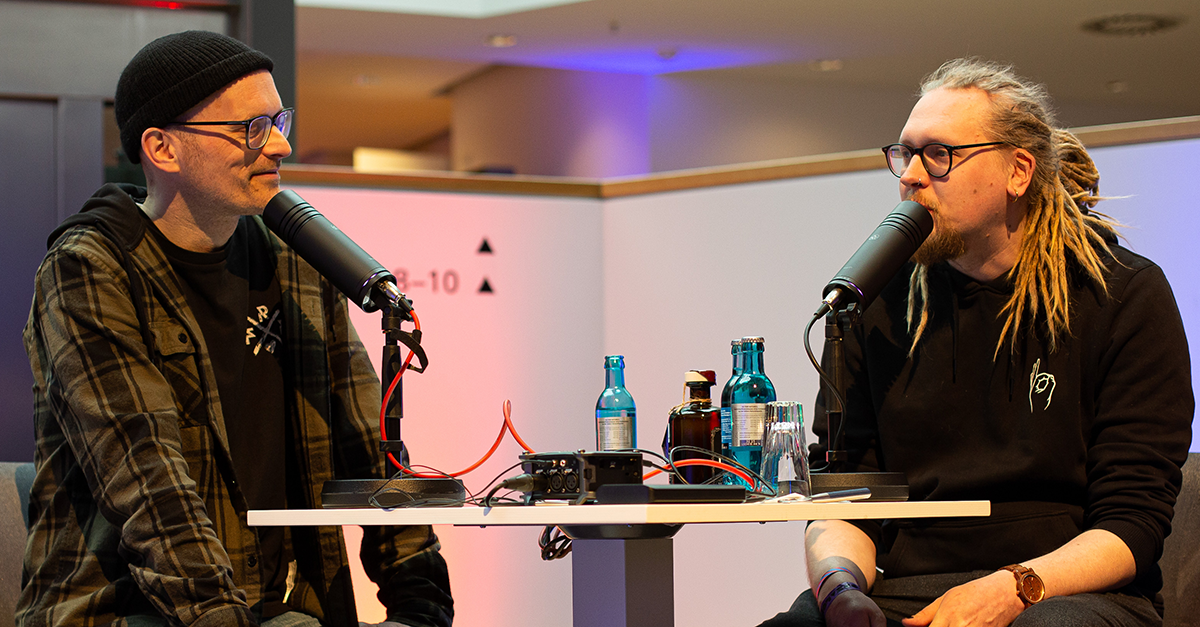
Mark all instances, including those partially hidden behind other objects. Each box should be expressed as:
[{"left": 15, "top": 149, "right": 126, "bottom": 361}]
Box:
[{"left": 904, "top": 58, "right": 1120, "bottom": 359}]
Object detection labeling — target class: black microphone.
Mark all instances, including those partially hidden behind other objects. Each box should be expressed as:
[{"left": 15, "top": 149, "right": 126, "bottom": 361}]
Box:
[
  {"left": 819, "top": 200, "right": 932, "bottom": 316},
  {"left": 262, "top": 190, "right": 412, "bottom": 316}
]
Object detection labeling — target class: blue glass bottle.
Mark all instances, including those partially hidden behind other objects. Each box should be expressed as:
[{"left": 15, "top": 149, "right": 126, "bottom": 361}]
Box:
[
  {"left": 596, "top": 355, "right": 636, "bottom": 450},
  {"left": 719, "top": 339, "right": 743, "bottom": 459},
  {"left": 729, "top": 337, "right": 776, "bottom": 478}
]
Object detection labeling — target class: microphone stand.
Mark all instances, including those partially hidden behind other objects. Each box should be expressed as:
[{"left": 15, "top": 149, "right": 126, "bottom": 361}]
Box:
[
  {"left": 808, "top": 303, "right": 909, "bottom": 501},
  {"left": 377, "top": 305, "right": 466, "bottom": 503},
  {"left": 320, "top": 305, "right": 466, "bottom": 507}
]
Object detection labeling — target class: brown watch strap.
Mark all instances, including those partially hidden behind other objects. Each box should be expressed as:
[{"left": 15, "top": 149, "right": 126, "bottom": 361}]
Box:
[{"left": 1000, "top": 564, "right": 1045, "bottom": 606}]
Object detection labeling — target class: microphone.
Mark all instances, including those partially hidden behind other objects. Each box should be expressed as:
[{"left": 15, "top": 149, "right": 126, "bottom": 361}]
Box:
[
  {"left": 262, "top": 190, "right": 413, "bottom": 316},
  {"left": 819, "top": 200, "right": 932, "bottom": 316}
]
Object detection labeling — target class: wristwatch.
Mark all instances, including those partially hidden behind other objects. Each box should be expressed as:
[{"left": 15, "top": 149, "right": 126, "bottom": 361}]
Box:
[{"left": 1000, "top": 564, "right": 1045, "bottom": 606}]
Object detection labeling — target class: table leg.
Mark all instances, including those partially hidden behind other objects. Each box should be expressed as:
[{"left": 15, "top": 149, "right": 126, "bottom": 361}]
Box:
[{"left": 571, "top": 537, "right": 674, "bottom": 627}]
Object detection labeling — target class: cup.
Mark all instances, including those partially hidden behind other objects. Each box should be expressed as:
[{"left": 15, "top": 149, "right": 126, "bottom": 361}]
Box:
[{"left": 759, "top": 401, "right": 809, "bottom": 496}]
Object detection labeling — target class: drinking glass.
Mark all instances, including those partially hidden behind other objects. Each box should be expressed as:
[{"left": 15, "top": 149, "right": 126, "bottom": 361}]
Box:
[{"left": 759, "top": 401, "right": 809, "bottom": 496}]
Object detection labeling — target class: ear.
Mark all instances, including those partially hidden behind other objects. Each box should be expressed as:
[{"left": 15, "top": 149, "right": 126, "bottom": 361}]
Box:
[
  {"left": 140, "top": 127, "right": 183, "bottom": 174},
  {"left": 1007, "top": 148, "right": 1035, "bottom": 198}
]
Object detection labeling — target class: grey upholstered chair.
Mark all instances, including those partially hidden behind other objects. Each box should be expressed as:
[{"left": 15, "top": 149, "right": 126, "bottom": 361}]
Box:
[
  {"left": 1161, "top": 452, "right": 1198, "bottom": 627},
  {"left": 0, "top": 461, "right": 34, "bottom": 623}
]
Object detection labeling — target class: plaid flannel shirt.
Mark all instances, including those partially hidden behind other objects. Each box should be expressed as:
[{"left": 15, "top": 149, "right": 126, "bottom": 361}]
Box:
[{"left": 19, "top": 184, "right": 452, "bottom": 627}]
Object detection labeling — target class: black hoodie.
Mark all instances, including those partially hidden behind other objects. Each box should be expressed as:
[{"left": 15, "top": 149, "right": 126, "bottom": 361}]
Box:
[{"left": 814, "top": 244, "right": 1193, "bottom": 599}]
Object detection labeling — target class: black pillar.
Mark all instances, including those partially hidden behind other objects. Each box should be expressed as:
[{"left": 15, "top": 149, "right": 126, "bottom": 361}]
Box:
[{"left": 237, "top": 0, "right": 297, "bottom": 160}]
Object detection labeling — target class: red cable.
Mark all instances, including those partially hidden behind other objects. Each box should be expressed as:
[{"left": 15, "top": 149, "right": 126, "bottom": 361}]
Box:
[
  {"left": 643, "top": 458, "right": 754, "bottom": 486},
  {"left": 382, "top": 311, "right": 419, "bottom": 471}
]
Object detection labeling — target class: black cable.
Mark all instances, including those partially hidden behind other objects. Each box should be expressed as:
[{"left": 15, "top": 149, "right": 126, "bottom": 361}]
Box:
[
  {"left": 633, "top": 448, "right": 688, "bottom": 484},
  {"left": 539, "top": 525, "right": 572, "bottom": 561},
  {"left": 803, "top": 310, "right": 847, "bottom": 474},
  {"left": 668, "top": 444, "right": 775, "bottom": 495}
]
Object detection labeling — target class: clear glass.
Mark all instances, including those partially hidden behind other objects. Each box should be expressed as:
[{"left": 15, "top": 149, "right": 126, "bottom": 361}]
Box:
[
  {"left": 596, "top": 355, "right": 636, "bottom": 450},
  {"left": 760, "top": 401, "right": 809, "bottom": 496}
]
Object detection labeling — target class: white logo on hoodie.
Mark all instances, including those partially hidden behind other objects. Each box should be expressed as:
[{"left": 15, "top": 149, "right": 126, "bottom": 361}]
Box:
[{"left": 1029, "top": 358, "right": 1056, "bottom": 411}]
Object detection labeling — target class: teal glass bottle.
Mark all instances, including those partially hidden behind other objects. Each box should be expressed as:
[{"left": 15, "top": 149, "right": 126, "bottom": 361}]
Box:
[
  {"left": 729, "top": 337, "right": 776, "bottom": 478},
  {"left": 596, "top": 355, "right": 637, "bottom": 450},
  {"left": 718, "top": 339, "right": 743, "bottom": 459}
]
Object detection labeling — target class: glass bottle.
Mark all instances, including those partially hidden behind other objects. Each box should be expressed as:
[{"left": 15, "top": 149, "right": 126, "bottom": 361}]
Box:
[
  {"left": 662, "top": 370, "right": 720, "bottom": 484},
  {"left": 596, "top": 355, "right": 636, "bottom": 450},
  {"left": 719, "top": 339, "right": 743, "bottom": 459},
  {"left": 729, "top": 336, "right": 776, "bottom": 479}
]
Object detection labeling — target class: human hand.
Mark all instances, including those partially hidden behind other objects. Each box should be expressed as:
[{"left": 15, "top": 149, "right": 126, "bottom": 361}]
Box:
[
  {"left": 900, "top": 571, "right": 1024, "bottom": 627},
  {"left": 358, "top": 622, "right": 413, "bottom": 627},
  {"left": 824, "top": 589, "right": 887, "bottom": 627}
]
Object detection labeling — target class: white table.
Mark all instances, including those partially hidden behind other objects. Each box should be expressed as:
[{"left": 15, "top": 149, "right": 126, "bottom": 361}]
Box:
[{"left": 250, "top": 500, "right": 989, "bottom": 626}]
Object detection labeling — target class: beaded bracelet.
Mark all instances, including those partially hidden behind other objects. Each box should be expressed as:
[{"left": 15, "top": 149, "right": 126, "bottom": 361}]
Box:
[
  {"left": 819, "top": 580, "right": 861, "bottom": 616},
  {"left": 816, "top": 566, "right": 855, "bottom": 596}
]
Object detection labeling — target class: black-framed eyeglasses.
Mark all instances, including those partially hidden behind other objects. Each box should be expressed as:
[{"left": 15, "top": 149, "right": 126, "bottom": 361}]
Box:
[
  {"left": 169, "top": 108, "right": 294, "bottom": 151},
  {"left": 881, "top": 141, "right": 1008, "bottom": 178}
]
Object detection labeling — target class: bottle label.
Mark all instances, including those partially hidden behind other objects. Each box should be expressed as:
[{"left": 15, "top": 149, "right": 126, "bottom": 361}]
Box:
[
  {"left": 596, "top": 410, "right": 634, "bottom": 450},
  {"left": 720, "top": 407, "right": 732, "bottom": 447},
  {"left": 730, "top": 403, "right": 767, "bottom": 447}
]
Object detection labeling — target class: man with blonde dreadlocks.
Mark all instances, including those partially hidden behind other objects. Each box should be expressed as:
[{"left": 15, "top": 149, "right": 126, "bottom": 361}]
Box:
[{"left": 760, "top": 58, "right": 1193, "bottom": 627}]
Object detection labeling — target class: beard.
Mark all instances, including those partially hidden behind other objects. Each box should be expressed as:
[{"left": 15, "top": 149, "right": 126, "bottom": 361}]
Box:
[{"left": 910, "top": 198, "right": 966, "bottom": 267}]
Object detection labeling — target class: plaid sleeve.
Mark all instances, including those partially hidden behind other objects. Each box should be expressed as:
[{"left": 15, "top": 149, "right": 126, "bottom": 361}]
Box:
[
  {"left": 324, "top": 292, "right": 454, "bottom": 627},
  {"left": 25, "top": 229, "right": 254, "bottom": 625}
]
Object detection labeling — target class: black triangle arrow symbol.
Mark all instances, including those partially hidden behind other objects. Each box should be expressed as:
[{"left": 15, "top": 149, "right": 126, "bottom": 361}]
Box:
[
  {"left": 477, "top": 238, "right": 493, "bottom": 254},
  {"left": 478, "top": 277, "right": 494, "bottom": 293}
]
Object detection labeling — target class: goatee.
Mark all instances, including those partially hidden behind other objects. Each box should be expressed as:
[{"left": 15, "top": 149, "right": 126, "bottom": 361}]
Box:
[{"left": 909, "top": 198, "right": 966, "bottom": 266}]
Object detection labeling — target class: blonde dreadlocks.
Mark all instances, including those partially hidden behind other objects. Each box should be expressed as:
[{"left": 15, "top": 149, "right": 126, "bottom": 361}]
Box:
[{"left": 905, "top": 58, "right": 1120, "bottom": 358}]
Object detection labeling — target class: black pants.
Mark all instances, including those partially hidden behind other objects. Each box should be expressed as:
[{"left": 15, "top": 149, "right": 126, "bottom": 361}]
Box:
[{"left": 758, "top": 571, "right": 1162, "bottom": 627}]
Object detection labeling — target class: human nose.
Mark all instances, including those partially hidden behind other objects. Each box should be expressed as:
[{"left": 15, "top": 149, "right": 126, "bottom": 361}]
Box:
[
  {"left": 262, "top": 124, "right": 292, "bottom": 160},
  {"left": 898, "top": 153, "right": 927, "bottom": 190}
]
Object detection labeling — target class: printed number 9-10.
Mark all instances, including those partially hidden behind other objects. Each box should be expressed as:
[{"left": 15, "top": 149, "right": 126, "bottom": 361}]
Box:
[{"left": 392, "top": 269, "right": 460, "bottom": 294}]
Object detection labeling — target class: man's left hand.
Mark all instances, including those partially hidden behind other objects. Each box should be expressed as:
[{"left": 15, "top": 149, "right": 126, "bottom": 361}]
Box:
[{"left": 901, "top": 571, "right": 1025, "bottom": 627}]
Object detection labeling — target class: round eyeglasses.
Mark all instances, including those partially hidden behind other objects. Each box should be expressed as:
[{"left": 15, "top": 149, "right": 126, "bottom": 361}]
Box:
[
  {"left": 170, "top": 108, "right": 294, "bottom": 151},
  {"left": 882, "top": 141, "right": 1008, "bottom": 179}
]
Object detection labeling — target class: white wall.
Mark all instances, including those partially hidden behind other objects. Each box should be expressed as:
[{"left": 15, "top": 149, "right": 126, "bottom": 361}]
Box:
[{"left": 289, "top": 136, "right": 1198, "bottom": 627}]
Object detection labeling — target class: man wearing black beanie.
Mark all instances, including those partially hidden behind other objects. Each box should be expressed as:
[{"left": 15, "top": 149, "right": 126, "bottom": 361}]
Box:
[{"left": 20, "top": 30, "right": 453, "bottom": 627}]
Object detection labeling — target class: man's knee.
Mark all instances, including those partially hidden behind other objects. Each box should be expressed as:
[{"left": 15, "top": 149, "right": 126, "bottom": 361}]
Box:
[
  {"left": 756, "top": 589, "right": 824, "bottom": 627},
  {"left": 1012, "top": 594, "right": 1158, "bottom": 627}
]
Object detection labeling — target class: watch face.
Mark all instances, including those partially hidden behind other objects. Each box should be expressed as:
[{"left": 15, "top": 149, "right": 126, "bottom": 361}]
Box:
[{"left": 1019, "top": 574, "right": 1045, "bottom": 603}]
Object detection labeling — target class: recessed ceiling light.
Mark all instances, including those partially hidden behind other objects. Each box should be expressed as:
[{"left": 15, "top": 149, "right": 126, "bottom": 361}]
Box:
[
  {"left": 487, "top": 34, "right": 517, "bottom": 47},
  {"left": 808, "top": 59, "right": 843, "bottom": 72},
  {"left": 657, "top": 47, "right": 677, "bottom": 61},
  {"left": 352, "top": 74, "right": 378, "bottom": 87},
  {"left": 1082, "top": 14, "right": 1183, "bottom": 36},
  {"left": 1107, "top": 80, "right": 1129, "bottom": 94}
]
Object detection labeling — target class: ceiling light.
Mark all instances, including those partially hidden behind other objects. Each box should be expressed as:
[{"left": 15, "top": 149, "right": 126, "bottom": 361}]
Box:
[
  {"left": 352, "top": 74, "right": 378, "bottom": 87},
  {"left": 1107, "top": 81, "right": 1129, "bottom": 94},
  {"left": 487, "top": 34, "right": 517, "bottom": 48},
  {"left": 808, "top": 59, "right": 843, "bottom": 72},
  {"left": 1081, "top": 14, "right": 1183, "bottom": 36},
  {"left": 657, "top": 47, "right": 677, "bottom": 61}
]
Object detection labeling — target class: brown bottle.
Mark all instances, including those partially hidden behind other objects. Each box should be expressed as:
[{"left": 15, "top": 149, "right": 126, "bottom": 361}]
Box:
[{"left": 662, "top": 370, "right": 720, "bottom": 484}]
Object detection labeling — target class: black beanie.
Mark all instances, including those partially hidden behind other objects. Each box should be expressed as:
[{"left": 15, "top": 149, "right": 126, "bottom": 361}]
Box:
[{"left": 115, "top": 30, "right": 274, "bottom": 164}]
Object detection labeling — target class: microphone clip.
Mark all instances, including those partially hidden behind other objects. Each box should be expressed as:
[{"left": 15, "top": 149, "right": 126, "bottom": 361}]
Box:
[{"left": 385, "top": 326, "right": 428, "bottom": 374}]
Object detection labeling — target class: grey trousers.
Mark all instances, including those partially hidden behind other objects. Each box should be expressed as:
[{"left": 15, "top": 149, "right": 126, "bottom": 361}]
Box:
[
  {"left": 757, "top": 571, "right": 1162, "bottom": 627},
  {"left": 262, "top": 611, "right": 325, "bottom": 627}
]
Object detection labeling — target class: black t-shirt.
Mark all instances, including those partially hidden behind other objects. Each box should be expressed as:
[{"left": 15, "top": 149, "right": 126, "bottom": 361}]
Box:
[{"left": 147, "top": 215, "right": 290, "bottom": 619}]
